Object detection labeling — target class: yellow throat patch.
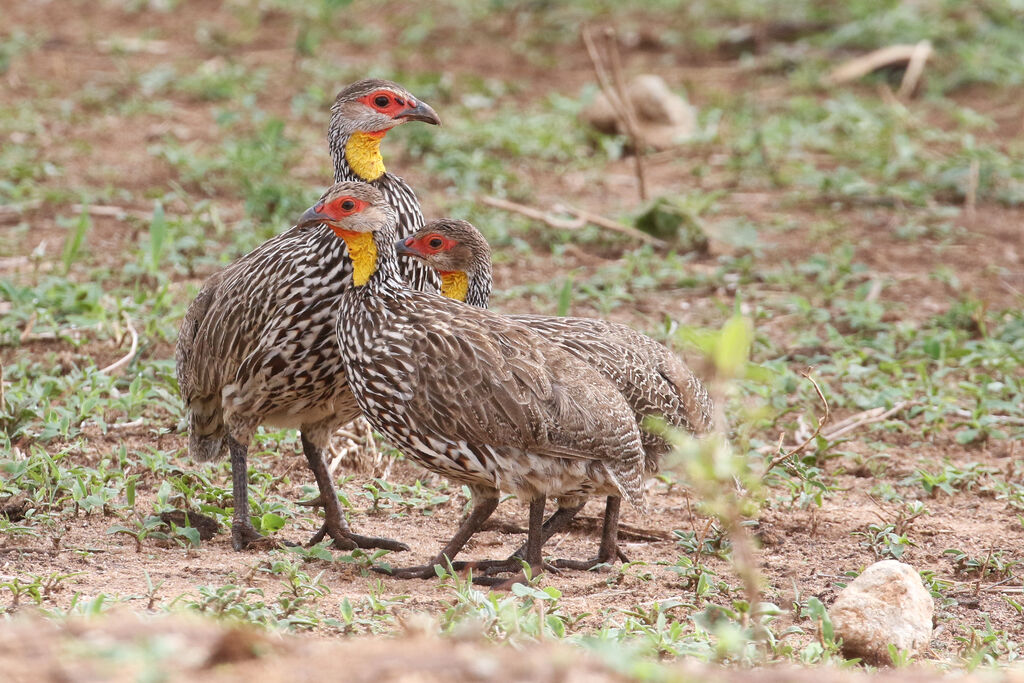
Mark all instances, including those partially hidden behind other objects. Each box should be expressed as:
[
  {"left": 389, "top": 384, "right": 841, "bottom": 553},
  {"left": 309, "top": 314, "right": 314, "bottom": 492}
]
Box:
[
  {"left": 345, "top": 131, "right": 387, "bottom": 181},
  {"left": 439, "top": 271, "right": 469, "bottom": 302},
  {"left": 337, "top": 231, "right": 378, "bottom": 286}
]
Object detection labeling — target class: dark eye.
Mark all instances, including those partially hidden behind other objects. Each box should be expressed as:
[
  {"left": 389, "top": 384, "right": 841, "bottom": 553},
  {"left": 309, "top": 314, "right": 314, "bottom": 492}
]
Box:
[
  {"left": 428, "top": 238, "right": 444, "bottom": 249},
  {"left": 341, "top": 200, "right": 355, "bottom": 211},
  {"left": 374, "top": 95, "right": 390, "bottom": 107}
]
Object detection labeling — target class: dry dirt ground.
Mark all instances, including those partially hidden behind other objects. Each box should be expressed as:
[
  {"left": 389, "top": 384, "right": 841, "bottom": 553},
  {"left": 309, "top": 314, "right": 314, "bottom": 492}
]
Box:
[{"left": 1, "top": 0, "right": 1023, "bottom": 678}]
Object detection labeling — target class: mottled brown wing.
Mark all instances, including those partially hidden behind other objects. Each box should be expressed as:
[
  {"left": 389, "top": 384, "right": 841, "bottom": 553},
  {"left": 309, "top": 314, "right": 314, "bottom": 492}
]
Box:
[{"left": 392, "top": 301, "right": 642, "bottom": 466}]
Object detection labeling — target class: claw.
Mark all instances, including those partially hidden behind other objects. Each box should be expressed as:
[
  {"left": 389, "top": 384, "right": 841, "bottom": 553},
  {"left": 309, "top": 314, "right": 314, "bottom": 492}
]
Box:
[{"left": 296, "top": 494, "right": 325, "bottom": 508}]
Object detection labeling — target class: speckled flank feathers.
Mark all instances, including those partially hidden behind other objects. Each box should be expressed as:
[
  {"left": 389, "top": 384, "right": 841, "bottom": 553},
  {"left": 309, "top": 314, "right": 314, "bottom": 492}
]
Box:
[{"left": 399, "top": 218, "right": 715, "bottom": 462}]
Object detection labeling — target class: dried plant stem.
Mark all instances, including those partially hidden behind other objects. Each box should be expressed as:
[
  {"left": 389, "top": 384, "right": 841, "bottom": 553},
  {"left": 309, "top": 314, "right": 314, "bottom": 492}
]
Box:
[
  {"left": 604, "top": 27, "right": 648, "bottom": 200},
  {"left": 99, "top": 315, "right": 139, "bottom": 375},
  {"left": 762, "top": 369, "right": 830, "bottom": 478},
  {"left": 965, "top": 159, "right": 980, "bottom": 220},
  {"left": 481, "top": 196, "right": 666, "bottom": 247},
  {"left": 582, "top": 26, "right": 648, "bottom": 201}
]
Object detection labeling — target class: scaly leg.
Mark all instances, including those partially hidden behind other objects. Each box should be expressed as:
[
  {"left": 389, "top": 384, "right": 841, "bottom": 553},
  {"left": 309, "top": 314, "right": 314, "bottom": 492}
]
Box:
[
  {"left": 227, "top": 436, "right": 272, "bottom": 551},
  {"left": 552, "top": 496, "right": 627, "bottom": 570},
  {"left": 300, "top": 433, "right": 409, "bottom": 552},
  {"left": 472, "top": 496, "right": 556, "bottom": 587},
  {"left": 379, "top": 495, "right": 500, "bottom": 579},
  {"left": 506, "top": 500, "right": 586, "bottom": 560}
]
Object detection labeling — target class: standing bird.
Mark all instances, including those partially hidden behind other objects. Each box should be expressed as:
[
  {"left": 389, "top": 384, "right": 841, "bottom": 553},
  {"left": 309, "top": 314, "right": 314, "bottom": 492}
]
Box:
[
  {"left": 295, "top": 182, "right": 649, "bottom": 580},
  {"left": 396, "top": 219, "right": 714, "bottom": 569},
  {"left": 175, "top": 81, "right": 440, "bottom": 551}
]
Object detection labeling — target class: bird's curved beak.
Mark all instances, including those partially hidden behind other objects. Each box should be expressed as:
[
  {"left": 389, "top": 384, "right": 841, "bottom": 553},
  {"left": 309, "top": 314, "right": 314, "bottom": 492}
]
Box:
[
  {"left": 394, "top": 236, "right": 419, "bottom": 257},
  {"left": 296, "top": 204, "right": 332, "bottom": 229},
  {"left": 396, "top": 100, "right": 441, "bottom": 126}
]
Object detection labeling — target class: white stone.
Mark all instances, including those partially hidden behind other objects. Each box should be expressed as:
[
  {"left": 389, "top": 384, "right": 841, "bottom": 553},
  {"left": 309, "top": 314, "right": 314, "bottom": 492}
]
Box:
[{"left": 829, "top": 560, "right": 934, "bottom": 665}]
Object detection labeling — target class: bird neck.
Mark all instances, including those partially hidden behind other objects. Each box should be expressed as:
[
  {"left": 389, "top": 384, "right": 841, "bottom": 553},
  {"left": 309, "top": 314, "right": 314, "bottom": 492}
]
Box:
[
  {"left": 342, "top": 131, "right": 387, "bottom": 182},
  {"left": 465, "top": 258, "right": 492, "bottom": 309},
  {"left": 437, "top": 260, "right": 491, "bottom": 308},
  {"left": 438, "top": 271, "right": 469, "bottom": 303},
  {"left": 337, "top": 224, "right": 402, "bottom": 291}
]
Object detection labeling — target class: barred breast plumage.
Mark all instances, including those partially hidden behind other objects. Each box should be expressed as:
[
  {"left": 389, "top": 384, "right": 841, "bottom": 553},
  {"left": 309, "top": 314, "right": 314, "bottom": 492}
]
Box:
[{"left": 174, "top": 79, "right": 441, "bottom": 552}]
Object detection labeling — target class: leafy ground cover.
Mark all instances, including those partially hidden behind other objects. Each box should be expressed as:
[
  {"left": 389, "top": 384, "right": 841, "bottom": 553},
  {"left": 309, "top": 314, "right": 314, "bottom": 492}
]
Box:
[{"left": 1, "top": 0, "right": 1022, "bottom": 678}]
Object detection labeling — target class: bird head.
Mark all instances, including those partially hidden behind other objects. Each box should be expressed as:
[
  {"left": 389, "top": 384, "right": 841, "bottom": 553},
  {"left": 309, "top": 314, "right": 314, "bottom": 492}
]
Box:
[
  {"left": 297, "top": 182, "right": 396, "bottom": 286},
  {"left": 329, "top": 79, "right": 440, "bottom": 182},
  {"left": 330, "top": 79, "right": 441, "bottom": 134},
  {"left": 395, "top": 219, "right": 492, "bottom": 302}
]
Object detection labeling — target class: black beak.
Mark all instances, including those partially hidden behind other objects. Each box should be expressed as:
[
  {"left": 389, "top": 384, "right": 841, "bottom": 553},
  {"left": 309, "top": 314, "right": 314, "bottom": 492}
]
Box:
[
  {"left": 394, "top": 237, "right": 418, "bottom": 257},
  {"left": 296, "top": 205, "right": 332, "bottom": 229},
  {"left": 396, "top": 100, "right": 441, "bottom": 126}
]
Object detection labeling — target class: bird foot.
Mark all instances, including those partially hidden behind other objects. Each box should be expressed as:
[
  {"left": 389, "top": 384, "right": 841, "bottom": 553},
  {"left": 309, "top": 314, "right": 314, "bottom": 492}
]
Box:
[
  {"left": 295, "top": 494, "right": 325, "bottom": 508},
  {"left": 231, "top": 521, "right": 298, "bottom": 551},
  {"left": 454, "top": 557, "right": 558, "bottom": 579},
  {"left": 307, "top": 522, "right": 409, "bottom": 552},
  {"left": 372, "top": 563, "right": 442, "bottom": 580},
  {"left": 551, "top": 548, "right": 626, "bottom": 571}
]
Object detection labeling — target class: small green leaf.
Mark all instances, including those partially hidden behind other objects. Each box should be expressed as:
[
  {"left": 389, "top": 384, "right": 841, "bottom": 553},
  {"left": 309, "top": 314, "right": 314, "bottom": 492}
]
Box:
[
  {"left": 556, "top": 277, "right": 573, "bottom": 317},
  {"left": 175, "top": 525, "right": 201, "bottom": 548},
  {"left": 714, "top": 315, "right": 753, "bottom": 378},
  {"left": 956, "top": 428, "right": 982, "bottom": 445},
  {"left": 61, "top": 207, "right": 92, "bottom": 274},
  {"left": 260, "top": 512, "right": 287, "bottom": 533},
  {"left": 339, "top": 597, "right": 354, "bottom": 623},
  {"left": 149, "top": 202, "right": 167, "bottom": 271}
]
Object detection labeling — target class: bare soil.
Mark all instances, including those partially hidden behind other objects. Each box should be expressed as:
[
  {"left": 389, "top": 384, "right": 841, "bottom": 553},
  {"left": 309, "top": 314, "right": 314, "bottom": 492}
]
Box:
[{"left": 2, "top": 0, "right": 1023, "bottom": 675}]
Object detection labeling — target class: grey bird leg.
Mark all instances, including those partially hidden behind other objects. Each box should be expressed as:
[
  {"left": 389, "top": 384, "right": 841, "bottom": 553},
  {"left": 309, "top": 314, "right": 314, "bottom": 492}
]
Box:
[
  {"left": 472, "top": 496, "right": 557, "bottom": 587},
  {"left": 552, "top": 496, "right": 627, "bottom": 570},
  {"left": 228, "top": 436, "right": 270, "bottom": 551},
  {"left": 506, "top": 501, "right": 586, "bottom": 560},
  {"left": 300, "top": 434, "right": 409, "bottom": 552},
  {"left": 378, "top": 495, "right": 500, "bottom": 580}
]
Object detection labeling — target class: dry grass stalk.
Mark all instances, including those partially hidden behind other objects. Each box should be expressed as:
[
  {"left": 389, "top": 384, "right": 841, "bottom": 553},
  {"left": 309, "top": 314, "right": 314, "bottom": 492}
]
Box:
[
  {"left": 761, "top": 369, "right": 831, "bottom": 478},
  {"left": 582, "top": 26, "right": 649, "bottom": 200},
  {"left": 482, "top": 195, "right": 666, "bottom": 247},
  {"left": 99, "top": 315, "right": 139, "bottom": 375}
]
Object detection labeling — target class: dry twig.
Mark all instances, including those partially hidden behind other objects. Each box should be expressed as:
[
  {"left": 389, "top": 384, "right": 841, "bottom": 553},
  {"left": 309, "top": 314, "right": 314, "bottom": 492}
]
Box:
[
  {"left": 965, "top": 159, "right": 980, "bottom": 221},
  {"left": 582, "top": 26, "right": 648, "bottom": 200},
  {"left": 99, "top": 315, "right": 139, "bottom": 375},
  {"left": 481, "top": 195, "right": 665, "bottom": 247},
  {"left": 106, "top": 418, "right": 145, "bottom": 431},
  {"left": 481, "top": 196, "right": 583, "bottom": 230},
  {"left": 19, "top": 312, "right": 37, "bottom": 344},
  {"left": 553, "top": 203, "right": 667, "bottom": 247},
  {"left": 898, "top": 40, "right": 933, "bottom": 99},
  {"left": 821, "top": 400, "right": 918, "bottom": 442},
  {"left": 762, "top": 369, "right": 830, "bottom": 478},
  {"left": 826, "top": 41, "right": 933, "bottom": 96}
]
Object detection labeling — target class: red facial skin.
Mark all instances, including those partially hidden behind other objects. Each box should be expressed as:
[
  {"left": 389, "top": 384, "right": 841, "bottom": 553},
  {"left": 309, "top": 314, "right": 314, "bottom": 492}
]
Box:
[
  {"left": 357, "top": 90, "right": 420, "bottom": 136},
  {"left": 402, "top": 233, "right": 457, "bottom": 259},
  {"left": 317, "top": 196, "right": 369, "bottom": 238}
]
